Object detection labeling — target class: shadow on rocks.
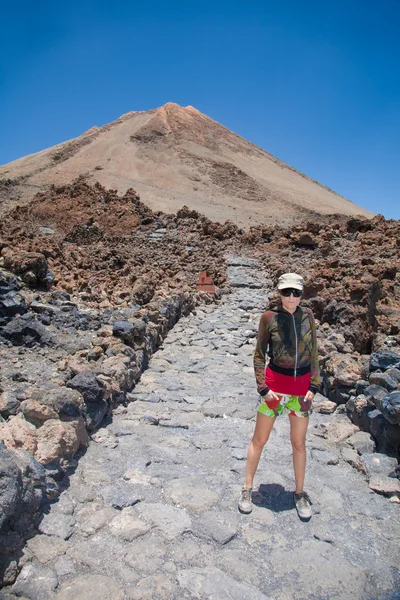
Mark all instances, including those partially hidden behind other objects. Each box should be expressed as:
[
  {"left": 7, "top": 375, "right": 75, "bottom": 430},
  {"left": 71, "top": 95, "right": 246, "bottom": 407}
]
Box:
[{"left": 252, "top": 483, "right": 294, "bottom": 512}]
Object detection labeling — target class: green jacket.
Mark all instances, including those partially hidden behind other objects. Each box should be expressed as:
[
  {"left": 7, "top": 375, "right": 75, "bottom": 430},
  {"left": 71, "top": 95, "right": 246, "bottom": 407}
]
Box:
[{"left": 254, "top": 304, "right": 320, "bottom": 396}]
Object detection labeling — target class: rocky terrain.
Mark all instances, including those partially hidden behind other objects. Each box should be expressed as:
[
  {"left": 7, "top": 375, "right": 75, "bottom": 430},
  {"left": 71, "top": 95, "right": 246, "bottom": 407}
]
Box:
[
  {"left": 0, "top": 181, "right": 399, "bottom": 598},
  {"left": 0, "top": 102, "right": 373, "bottom": 227},
  {"left": 0, "top": 260, "right": 399, "bottom": 600}
]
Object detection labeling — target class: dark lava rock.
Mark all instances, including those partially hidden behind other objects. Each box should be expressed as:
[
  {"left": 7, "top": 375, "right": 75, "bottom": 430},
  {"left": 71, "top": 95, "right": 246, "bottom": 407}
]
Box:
[
  {"left": 0, "top": 292, "right": 27, "bottom": 319},
  {"left": 0, "top": 391, "right": 21, "bottom": 418},
  {"left": 66, "top": 372, "right": 104, "bottom": 404},
  {"left": 364, "top": 385, "right": 388, "bottom": 408},
  {"left": 1, "top": 314, "right": 55, "bottom": 347},
  {"left": 368, "top": 372, "right": 398, "bottom": 392},
  {"left": 113, "top": 319, "right": 146, "bottom": 346},
  {"left": 42, "top": 387, "right": 85, "bottom": 418},
  {"left": 370, "top": 350, "right": 400, "bottom": 372},
  {"left": 380, "top": 392, "right": 400, "bottom": 425}
]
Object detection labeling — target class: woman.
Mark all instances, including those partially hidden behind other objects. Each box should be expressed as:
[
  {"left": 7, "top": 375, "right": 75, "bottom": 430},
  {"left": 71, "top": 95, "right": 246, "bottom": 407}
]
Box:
[{"left": 238, "top": 272, "right": 320, "bottom": 520}]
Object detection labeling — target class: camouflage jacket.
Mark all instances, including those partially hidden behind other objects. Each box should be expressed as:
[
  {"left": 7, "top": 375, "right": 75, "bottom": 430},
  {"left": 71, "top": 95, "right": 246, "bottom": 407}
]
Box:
[{"left": 253, "top": 304, "right": 320, "bottom": 396}]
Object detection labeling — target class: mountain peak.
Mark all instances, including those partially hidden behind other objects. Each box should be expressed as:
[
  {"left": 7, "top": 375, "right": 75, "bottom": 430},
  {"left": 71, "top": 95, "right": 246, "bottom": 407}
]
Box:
[{"left": 0, "top": 104, "right": 373, "bottom": 227}]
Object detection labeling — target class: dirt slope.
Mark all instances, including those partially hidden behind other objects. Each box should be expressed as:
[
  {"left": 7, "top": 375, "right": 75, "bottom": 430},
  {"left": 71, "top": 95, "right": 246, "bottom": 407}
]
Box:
[{"left": 0, "top": 102, "right": 373, "bottom": 227}]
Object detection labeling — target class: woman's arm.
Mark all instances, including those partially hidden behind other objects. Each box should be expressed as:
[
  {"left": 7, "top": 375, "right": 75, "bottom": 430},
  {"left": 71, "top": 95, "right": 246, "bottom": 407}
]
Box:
[
  {"left": 253, "top": 312, "right": 271, "bottom": 396},
  {"left": 307, "top": 308, "right": 320, "bottom": 394}
]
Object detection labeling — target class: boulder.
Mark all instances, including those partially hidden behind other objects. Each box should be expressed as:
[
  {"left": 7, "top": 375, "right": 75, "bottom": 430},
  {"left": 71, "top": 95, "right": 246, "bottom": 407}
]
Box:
[
  {"left": 35, "top": 417, "right": 89, "bottom": 465},
  {"left": 380, "top": 392, "right": 400, "bottom": 425},
  {"left": 0, "top": 291, "right": 27, "bottom": 319},
  {"left": 0, "top": 391, "right": 21, "bottom": 418},
  {"left": 113, "top": 319, "right": 146, "bottom": 346},
  {"left": 363, "top": 385, "right": 388, "bottom": 408},
  {"left": 0, "top": 414, "right": 37, "bottom": 455},
  {"left": 370, "top": 350, "right": 400, "bottom": 372},
  {"left": 66, "top": 371, "right": 104, "bottom": 404},
  {"left": 20, "top": 399, "right": 58, "bottom": 426},
  {"left": 368, "top": 372, "right": 398, "bottom": 392},
  {"left": 38, "top": 387, "right": 85, "bottom": 419},
  {"left": 324, "top": 353, "right": 362, "bottom": 387},
  {"left": 0, "top": 449, "right": 22, "bottom": 530}
]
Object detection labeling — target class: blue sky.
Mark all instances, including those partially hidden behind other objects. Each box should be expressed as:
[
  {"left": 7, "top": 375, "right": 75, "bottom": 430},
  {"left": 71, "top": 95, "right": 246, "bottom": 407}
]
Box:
[{"left": 1, "top": 0, "right": 399, "bottom": 219}]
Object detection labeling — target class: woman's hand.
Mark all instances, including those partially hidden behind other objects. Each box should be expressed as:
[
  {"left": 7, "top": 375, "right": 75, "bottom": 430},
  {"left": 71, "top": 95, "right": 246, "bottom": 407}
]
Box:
[
  {"left": 304, "top": 390, "right": 315, "bottom": 403},
  {"left": 265, "top": 390, "right": 280, "bottom": 402}
]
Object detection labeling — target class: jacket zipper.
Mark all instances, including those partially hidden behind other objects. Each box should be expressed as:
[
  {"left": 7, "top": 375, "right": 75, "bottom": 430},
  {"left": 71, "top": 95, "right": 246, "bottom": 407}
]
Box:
[{"left": 292, "top": 313, "right": 298, "bottom": 379}]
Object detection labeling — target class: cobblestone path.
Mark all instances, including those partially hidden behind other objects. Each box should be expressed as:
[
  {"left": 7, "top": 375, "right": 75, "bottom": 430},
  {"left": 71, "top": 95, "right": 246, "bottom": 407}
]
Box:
[{"left": 7, "top": 258, "right": 400, "bottom": 600}]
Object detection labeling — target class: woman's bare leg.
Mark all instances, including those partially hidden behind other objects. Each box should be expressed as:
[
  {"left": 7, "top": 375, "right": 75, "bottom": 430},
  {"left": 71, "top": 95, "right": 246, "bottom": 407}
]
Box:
[
  {"left": 245, "top": 412, "right": 276, "bottom": 488},
  {"left": 289, "top": 414, "right": 309, "bottom": 493}
]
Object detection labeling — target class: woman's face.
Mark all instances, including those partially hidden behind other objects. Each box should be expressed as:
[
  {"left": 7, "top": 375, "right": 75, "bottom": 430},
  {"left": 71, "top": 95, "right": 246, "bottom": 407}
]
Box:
[{"left": 280, "top": 289, "right": 302, "bottom": 314}]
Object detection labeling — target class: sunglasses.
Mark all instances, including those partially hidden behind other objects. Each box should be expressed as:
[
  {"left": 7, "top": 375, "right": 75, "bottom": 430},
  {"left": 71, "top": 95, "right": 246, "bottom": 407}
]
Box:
[{"left": 280, "top": 288, "right": 302, "bottom": 298}]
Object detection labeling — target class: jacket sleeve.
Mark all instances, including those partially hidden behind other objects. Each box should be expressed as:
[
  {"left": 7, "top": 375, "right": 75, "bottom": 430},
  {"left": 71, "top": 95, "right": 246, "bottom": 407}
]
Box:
[
  {"left": 253, "top": 312, "right": 271, "bottom": 396},
  {"left": 307, "top": 308, "right": 320, "bottom": 394}
]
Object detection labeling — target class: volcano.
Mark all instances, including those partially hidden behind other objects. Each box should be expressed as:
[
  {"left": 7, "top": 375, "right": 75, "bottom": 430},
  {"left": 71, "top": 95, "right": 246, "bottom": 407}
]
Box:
[{"left": 0, "top": 102, "right": 372, "bottom": 226}]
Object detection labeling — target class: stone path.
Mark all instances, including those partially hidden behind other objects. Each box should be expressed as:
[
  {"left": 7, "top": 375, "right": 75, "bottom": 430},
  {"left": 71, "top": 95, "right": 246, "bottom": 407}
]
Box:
[{"left": 6, "top": 258, "right": 400, "bottom": 600}]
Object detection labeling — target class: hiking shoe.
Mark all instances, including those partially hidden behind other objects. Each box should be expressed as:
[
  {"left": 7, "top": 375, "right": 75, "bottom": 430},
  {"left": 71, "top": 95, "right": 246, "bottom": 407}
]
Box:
[
  {"left": 238, "top": 486, "right": 253, "bottom": 514},
  {"left": 294, "top": 491, "right": 312, "bottom": 521}
]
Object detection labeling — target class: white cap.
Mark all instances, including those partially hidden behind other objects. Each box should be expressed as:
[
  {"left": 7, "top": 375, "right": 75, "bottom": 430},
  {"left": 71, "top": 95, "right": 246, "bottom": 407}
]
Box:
[{"left": 277, "top": 272, "right": 304, "bottom": 291}]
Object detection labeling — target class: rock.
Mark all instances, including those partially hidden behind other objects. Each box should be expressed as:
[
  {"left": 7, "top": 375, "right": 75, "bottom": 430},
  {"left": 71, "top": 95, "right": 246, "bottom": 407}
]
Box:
[
  {"left": 20, "top": 399, "right": 58, "bottom": 426},
  {"left": 1, "top": 314, "right": 56, "bottom": 347},
  {"left": 364, "top": 408, "right": 400, "bottom": 455},
  {"left": 124, "top": 535, "right": 167, "bottom": 574},
  {"left": 42, "top": 387, "right": 85, "bottom": 419},
  {"left": 311, "top": 449, "right": 340, "bottom": 465},
  {"left": 355, "top": 380, "right": 369, "bottom": 395},
  {"left": 380, "top": 392, "right": 400, "bottom": 425},
  {"left": 164, "top": 478, "right": 220, "bottom": 512},
  {"left": 99, "top": 483, "right": 142, "bottom": 509},
  {"left": 0, "top": 291, "right": 27, "bottom": 319},
  {"left": 368, "top": 372, "right": 398, "bottom": 392},
  {"left": 341, "top": 446, "right": 366, "bottom": 473},
  {"left": 54, "top": 574, "right": 124, "bottom": 600},
  {"left": 35, "top": 417, "right": 88, "bottom": 465},
  {"left": 0, "top": 391, "right": 20, "bottom": 418},
  {"left": 313, "top": 398, "right": 337, "bottom": 414},
  {"left": 109, "top": 508, "right": 152, "bottom": 541},
  {"left": 369, "top": 475, "right": 400, "bottom": 497},
  {"left": 370, "top": 350, "right": 400, "bottom": 372},
  {"left": 53, "top": 555, "right": 76, "bottom": 577},
  {"left": 0, "top": 414, "right": 37, "bottom": 455},
  {"left": 177, "top": 567, "right": 270, "bottom": 600},
  {"left": 84, "top": 399, "right": 108, "bottom": 431},
  {"left": 26, "top": 535, "right": 69, "bottom": 563},
  {"left": 324, "top": 419, "right": 358, "bottom": 443},
  {"left": 325, "top": 353, "right": 362, "bottom": 387},
  {"left": 386, "top": 367, "right": 400, "bottom": 383},
  {"left": 38, "top": 511, "right": 75, "bottom": 539},
  {"left": 0, "top": 553, "right": 19, "bottom": 585},
  {"left": 347, "top": 431, "right": 376, "bottom": 455},
  {"left": 127, "top": 573, "right": 178, "bottom": 600},
  {"left": 193, "top": 510, "right": 238, "bottom": 545},
  {"left": 66, "top": 372, "right": 104, "bottom": 404},
  {"left": 75, "top": 506, "right": 116, "bottom": 536},
  {"left": 0, "top": 449, "right": 22, "bottom": 530},
  {"left": 113, "top": 319, "right": 146, "bottom": 346},
  {"left": 364, "top": 384, "right": 388, "bottom": 408},
  {"left": 11, "top": 563, "right": 58, "bottom": 600},
  {"left": 361, "top": 453, "right": 398, "bottom": 478},
  {"left": 136, "top": 503, "right": 192, "bottom": 540}
]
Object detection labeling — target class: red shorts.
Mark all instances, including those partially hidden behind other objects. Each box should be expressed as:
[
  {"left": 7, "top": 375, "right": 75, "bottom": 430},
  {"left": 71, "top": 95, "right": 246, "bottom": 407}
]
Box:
[{"left": 265, "top": 367, "right": 311, "bottom": 396}]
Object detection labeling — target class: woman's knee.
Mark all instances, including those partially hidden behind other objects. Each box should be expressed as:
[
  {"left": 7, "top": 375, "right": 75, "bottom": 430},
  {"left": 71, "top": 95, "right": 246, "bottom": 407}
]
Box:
[
  {"left": 291, "top": 438, "right": 306, "bottom": 453},
  {"left": 252, "top": 434, "right": 269, "bottom": 449}
]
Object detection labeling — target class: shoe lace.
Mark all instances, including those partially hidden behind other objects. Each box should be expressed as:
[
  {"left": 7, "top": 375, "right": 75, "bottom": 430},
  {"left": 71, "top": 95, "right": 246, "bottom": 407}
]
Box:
[
  {"left": 296, "top": 492, "right": 312, "bottom": 507},
  {"left": 241, "top": 487, "right": 252, "bottom": 502}
]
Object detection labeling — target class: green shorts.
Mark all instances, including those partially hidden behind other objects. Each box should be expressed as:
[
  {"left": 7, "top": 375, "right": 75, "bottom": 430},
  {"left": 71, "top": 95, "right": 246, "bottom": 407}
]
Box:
[{"left": 257, "top": 393, "right": 312, "bottom": 418}]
